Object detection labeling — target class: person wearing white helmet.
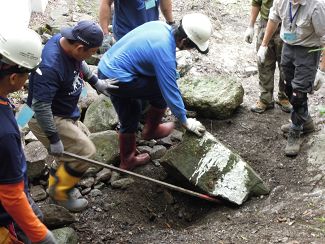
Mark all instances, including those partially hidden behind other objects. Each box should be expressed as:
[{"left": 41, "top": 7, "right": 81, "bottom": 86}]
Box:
[
  {"left": 98, "top": 13, "right": 213, "bottom": 171},
  {"left": 0, "top": 27, "right": 57, "bottom": 243}
]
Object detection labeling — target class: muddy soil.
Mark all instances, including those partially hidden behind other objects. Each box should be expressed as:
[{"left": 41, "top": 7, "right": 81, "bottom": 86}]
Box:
[{"left": 31, "top": 0, "right": 325, "bottom": 243}]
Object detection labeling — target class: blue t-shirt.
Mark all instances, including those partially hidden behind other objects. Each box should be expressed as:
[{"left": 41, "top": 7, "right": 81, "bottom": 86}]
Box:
[
  {"left": 98, "top": 21, "right": 187, "bottom": 123},
  {"left": 113, "top": 0, "right": 160, "bottom": 40},
  {"left": 0, "top": 97, "right": 28, "bottom": 226},
  {"left": 27, "top": 34, "right": 85, "bottom": 119}
]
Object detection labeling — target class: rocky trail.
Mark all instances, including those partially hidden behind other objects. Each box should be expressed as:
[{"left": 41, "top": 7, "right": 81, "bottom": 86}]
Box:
[{"left": 23, "top": 0, "right": 325, "bottom": 243}]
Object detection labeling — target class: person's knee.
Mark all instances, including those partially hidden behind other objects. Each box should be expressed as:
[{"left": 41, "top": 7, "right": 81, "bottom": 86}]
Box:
[
  {"left": 290, "top": 90, "right": 307, "bottom": 111},
  {"left": 78, "top": 139, "right": 96, "bottom": 158}
]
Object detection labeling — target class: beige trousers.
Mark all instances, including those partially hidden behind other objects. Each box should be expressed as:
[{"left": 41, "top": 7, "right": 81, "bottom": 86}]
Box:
[{"left": 28, "top": 117, "right": 96, "bottom": 173}]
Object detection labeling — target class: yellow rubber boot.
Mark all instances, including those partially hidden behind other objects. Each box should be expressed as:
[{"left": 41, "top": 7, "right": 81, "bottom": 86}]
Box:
[{"left": 49, "top": 163, "right": 88, "bottom": 212}]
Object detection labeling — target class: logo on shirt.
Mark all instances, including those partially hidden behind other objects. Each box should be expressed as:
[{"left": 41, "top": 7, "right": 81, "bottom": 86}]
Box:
[{"left": 68, "top": 72, "right": 83, "bottom": 95}]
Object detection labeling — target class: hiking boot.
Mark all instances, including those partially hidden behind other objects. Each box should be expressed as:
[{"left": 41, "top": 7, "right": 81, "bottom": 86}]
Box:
[
  {"left": 250, "top": 100, "right": 274, "bottom": 113},
  {"left": 48, "top": 163, "right": 88, "bottom": 212},
  {"left": 281, "top": 118, "right": 315, "bottom": 134},
  {"left": 276, "top": 98, "right": 292, "bottom": 113},
  {"left": 285, "top": 129, "right": 301, "bottom": 156}
]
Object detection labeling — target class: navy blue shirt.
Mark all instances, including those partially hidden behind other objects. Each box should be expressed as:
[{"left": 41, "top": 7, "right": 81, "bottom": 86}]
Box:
[
  {"left": 0, "top": 97, "right": 28, "bottom": 226},
  {"left": 27, "top": 34, "right": 96, "bottom": 119},
  {"left": 113, "top": 0, "right": 160, "bottom": 40}
]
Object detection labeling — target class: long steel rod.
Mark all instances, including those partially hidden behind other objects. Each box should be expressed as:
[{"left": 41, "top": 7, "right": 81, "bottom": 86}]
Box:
[{"left": 63, "top": 151, "right": 221, "bottom": 203}]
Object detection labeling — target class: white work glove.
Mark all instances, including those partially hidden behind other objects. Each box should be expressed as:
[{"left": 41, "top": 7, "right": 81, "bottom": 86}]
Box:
[
  {"left": 313, "top": 69, "right": 325, "bottom": 91},
  {"left": 94, "top": 78, "right": 119, "bottom": 96},
  {"left": 183, "top": 118, "right": 206, "bottom": 137},
  {"left": 257, "top": 45, "right": 268, "bottom": 64},
  {"left": 49, "top": 140, "right": 64, "bottom": 156},
  {"left": 244, "top": 26, "right": 254, "bottom": 44},
  {"left": 35, "top": 230, "right": 58, "bottom": 244}
]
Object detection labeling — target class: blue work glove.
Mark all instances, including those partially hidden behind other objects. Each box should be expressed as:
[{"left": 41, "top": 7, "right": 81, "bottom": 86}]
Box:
[
  {"left": 49, "top": 140, "right": 64, "bottom": 156},
  {"left": 94, "top": 79, "right": 119, "bottom": 97},
  {"left": 35, "top": 231, "right": 58, "bottom": 244}
]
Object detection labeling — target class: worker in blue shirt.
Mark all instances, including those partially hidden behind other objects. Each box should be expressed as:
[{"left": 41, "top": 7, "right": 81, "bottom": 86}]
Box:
[
  {"left": 27, "top": 20, "right": 118, "bottom": 213},
  {"left": 99, "top": 0, "right": 174, "bottom": 42},
  {"left": 98, "top": 13, "right": 213, "bottom": 170},
  {"left": 0, "top": 27, "right": 57, "bottom": 244}
]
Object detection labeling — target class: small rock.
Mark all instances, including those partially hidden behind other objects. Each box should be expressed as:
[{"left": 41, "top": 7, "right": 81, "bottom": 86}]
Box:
[
  {"left": 96, "top": 168, "right": 112, "bottom": 183},
  {"left": 78, "top": 177, "right": 95, "bottom": 189},
  {"left": 94, "top": 182, "right": 105, "bottom": 190},
  {"left": 150, "top": 145, "right": 167, "bottom": 159},
  {"left": 30, "top": 185, "right": 47, "bottom": 202},
  {"left": 110, "top": 171, "right": 121, "bottom": 183},
  {"left": 81, "top": 187, "right": 92, "bottom": 195},
  {"left": 89, "top": 189, "right": 103, "bottom": 197},
  {"left": 111, "top": 178, "right": 135, "bottom": 189}
]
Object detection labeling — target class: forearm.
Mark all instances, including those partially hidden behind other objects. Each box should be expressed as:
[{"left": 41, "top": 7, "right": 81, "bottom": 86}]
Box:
[
  {"left": 160, "top": 0, "right": 174, "bottom": 23},
  {"left": 99, "top": 0, "right": 113, "bottom": 34},
  {"left": 31, "top": 99, "right": 59, "bottom": 143},
  {"left": 261, "top": 19, "right": 279, "bottom": 46},
  {"left": 81, "top": 61, "right": 98, "bottom": 86},
  {"left": 0, "top": 182, "right": 48, "bottom": 242},
  {"left": 248, "top": 5, "right": 260, "bottom": 27}
]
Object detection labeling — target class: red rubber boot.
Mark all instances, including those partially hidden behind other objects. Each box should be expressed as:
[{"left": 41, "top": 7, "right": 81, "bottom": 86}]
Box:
[
  {"left": 141, "top": 107, "right": 174, "bottom": 140},
  {"left": 119, "top": 133, "right": 150, "bottom": 170}
]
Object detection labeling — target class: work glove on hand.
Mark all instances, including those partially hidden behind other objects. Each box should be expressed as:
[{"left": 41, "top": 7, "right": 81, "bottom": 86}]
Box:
[
  {"left": 183, "top": 118, "right": 206, "bottom": 137},
  {"left": 35, "top": 230, "right": 58, "bottom": 244},
  {"left": 244, "top": 26, "right": 254, "bottom": 44},
  {"left": 94, "top": 79, "right": 119, "bottom": 97},
  {"left": 313, "top": 69, "right": 325, "bottom": 91},
  {"left": 257, "top": 45, "right": 268, "bottom": 64},
  {"left": 49, "top": 140, "right": 64, "bottom": 156},
  {"left": 98, "top": 34, "right": 114, "bottom": 55}
]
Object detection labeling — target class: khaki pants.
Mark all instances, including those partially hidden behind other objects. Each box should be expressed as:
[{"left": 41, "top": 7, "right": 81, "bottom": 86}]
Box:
[
  {"left": 29, "top": 117, "right": 96, "bottom": 173},
  {"left": 256, "top": 18, "right": 287, "bottom": 104}
]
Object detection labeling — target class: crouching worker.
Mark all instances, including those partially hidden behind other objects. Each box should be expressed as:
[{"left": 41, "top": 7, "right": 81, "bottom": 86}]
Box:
[
  {"left": 98, "top": 13, "right": 213, "bottom": 170},
  {"left": 0, "top": 27, "right": 57, "bottom": 243},
  {"left": 27, "top": 20, "right": 118, "bottom": 212}
]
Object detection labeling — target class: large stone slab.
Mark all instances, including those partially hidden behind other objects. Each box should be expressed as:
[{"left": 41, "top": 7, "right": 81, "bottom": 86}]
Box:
[
  {"left": 179, "top": 75, "right": 244, "bottom": 119},
  {"left": 160, "top": 132, "right": 269, "bottom": 205},
  {"left": 40, "top": 204, "right": 76, "bottom": 228}
]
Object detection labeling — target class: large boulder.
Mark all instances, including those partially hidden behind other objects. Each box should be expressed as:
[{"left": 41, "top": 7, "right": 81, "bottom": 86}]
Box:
[
  {"left": 160, "top": 132, "right": 269, "bottom": 205},
  {"left": 83, "top": 94, "right": 119, "bottom": 133},
  {"left": 179, "top": 75, "right": 244, "bottom": 119}
]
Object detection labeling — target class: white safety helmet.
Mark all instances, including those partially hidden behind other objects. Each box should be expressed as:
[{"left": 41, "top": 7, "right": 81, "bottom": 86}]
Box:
[
  {"left": 0, "top": 27, "right": 42, "bottom": 71},
  {"left": 182, "top": 13, "right": 213, "bottom": 53}
]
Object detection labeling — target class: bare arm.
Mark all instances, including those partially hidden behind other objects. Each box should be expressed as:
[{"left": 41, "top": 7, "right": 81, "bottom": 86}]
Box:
[
  {"left": 248, "top": 5, "right": 260, "bottom": 27},
  {"left": 99, "top": 0, "right": 114, "bottom": 34},
  {"left": 261, "top": 19, "right": 279, "bottom": 47},
  {"left": 160, "top": 0, "right": 174, "bottom": 23}
]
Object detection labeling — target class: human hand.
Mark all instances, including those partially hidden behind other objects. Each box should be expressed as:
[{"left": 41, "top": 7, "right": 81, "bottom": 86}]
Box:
[
  {"left": 257, "top": 45, "right": 268, "bottom": 64},
  {"left": 98, "top": 34, "right": 114, "bottom": 55},
  {"left": 94, "top": 78, "right": 119, "bottom": 96},
  {"left": 244, "top": 26, "right": 254, "bottom": 44},
  {"left": 183, "top": 118, "right": 206, "bottom": 137},
  {"left": 35, "top": 231, "right": 57, "bottom": 244},
  {"left": 49, "top": 140, "right": 64, "bottom": 156},
  {"left": 313, "top": 69, "right": 325, "bottom": 91}
]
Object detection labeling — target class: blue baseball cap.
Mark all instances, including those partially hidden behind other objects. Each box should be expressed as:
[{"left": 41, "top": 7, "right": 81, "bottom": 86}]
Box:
[{"left": 61, "top": 20, "right": 104, "bottom": 48}]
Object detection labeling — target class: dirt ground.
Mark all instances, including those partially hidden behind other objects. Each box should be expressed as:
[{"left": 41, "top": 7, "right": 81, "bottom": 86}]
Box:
[{"left": 30, "top": 0, "right": 325, "bottom": 243}]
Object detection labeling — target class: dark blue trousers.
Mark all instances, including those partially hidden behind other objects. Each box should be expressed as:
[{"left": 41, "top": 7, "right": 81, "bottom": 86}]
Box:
[{"left": 98, "top": 70, "right": 166, "bottom": 133}]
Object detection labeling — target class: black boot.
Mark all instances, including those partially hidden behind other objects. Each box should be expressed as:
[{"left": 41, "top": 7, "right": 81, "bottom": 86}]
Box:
[{"left": 285, "top": 129, "right": 301, "bottom": 156}]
